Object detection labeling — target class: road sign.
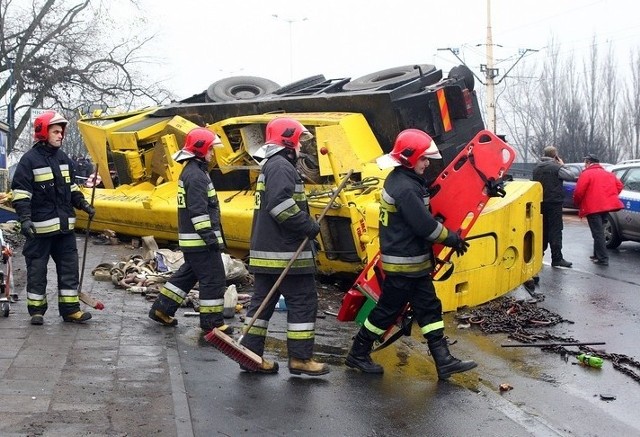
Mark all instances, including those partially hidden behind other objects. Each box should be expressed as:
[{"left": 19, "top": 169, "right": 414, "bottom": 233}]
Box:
[{"left": 30, "top": 108, "right": 49, "bottom": 124}]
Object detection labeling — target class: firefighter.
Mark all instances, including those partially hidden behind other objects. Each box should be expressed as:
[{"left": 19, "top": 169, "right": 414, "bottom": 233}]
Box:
[
  {"left": 11, "top": 110, "right": 96, "bottom": 325},
  {"left": 241, "top": 117, "right": 328, "bottom": 376},
  {"left": 345, "top": 129, "right": 477, "bottom": 379},
  {"left": 148, "top": 127, "right": 232, "bottom": 334}
]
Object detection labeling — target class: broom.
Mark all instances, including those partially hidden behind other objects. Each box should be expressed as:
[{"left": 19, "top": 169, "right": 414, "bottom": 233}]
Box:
[
  {"left": 78, "top": 164, "right": 105, "bottom": 310},
  {"left": 204, "top": 169, "right": 354, "bottom": 370}
]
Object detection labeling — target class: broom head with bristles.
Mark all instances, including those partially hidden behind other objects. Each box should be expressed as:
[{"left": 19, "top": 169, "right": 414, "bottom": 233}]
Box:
[{"left": 204, "top": 327, "right": 262, "bottom": 371}]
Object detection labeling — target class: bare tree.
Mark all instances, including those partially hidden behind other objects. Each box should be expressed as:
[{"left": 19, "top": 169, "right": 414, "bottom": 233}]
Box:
[
  {"left": 0, "top": 0, "right": 172, "bottom": 156},
  {"left": 582, "top": 37, "right": 601, "bottom": 152},
  {"left": 534, "top": 38, "right": 568, "bottom": 149},
  {"left": 499, "top": 59, "right": 540, "bottom": 162},
  {"left": 622, "top": 48, "right": 640, "bottom": 160},
  {"left": 599, "top": 44, "right": 622, "bottom": 163},
  {"left": 556, "top": 52, "right": 589, "bottom": 161},
  {"left": 499, "top": 35, "right": 637, "bottom": 164}
]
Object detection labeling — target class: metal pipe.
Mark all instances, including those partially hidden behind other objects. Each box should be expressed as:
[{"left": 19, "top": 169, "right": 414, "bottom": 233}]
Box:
[{"left": 501, "top": 342, "right": 605, "bottom": 348}]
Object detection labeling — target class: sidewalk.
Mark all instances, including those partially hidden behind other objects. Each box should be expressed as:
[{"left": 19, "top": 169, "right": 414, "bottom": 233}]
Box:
[{"left": 0, "top": 233, "right": 190, "bottom": 437}]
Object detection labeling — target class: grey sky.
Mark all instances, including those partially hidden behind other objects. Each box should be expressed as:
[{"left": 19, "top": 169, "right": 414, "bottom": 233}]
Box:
[{"left": 132, "top": 0, "right": 640, "bottom": 99}]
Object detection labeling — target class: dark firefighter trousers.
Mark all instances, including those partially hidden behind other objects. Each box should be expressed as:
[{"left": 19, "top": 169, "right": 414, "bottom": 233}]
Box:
[
  {"left": 23, "top": 232, "right": 81, "bottom": 318},
  {"left": 541, "top": 201, "right": 565, "bottom": 263},
  {"left": 151, "top": 247, "right": 226, "bottom": 331},
  {"left": 365, "top": 274, "right": 444, "bottom": 343},
  {"left": 241, "top": 273, "right": 317, "bottom": 360}
]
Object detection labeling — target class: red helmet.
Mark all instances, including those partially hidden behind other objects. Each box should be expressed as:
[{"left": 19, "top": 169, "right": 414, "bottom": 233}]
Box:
[
  {"left": 385, "top": 129, "right": 441, "bottom": 169},
  {"left": 265, "top": 118, "right": 312, "bottom": 149},
  {"left": 34, "top": 110, "right": 68, "bottom": 141},
  {"left": 182, "top": 127, "right": 220, "bottom": 159}
]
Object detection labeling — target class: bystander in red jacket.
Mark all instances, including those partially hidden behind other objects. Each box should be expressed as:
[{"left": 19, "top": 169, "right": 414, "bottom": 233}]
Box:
[
  {"left": 573, "top": 154, "right": 624, "bottom": 265},
  {"left": 574, "top": 160, "right": 623, "bottom": 217}
]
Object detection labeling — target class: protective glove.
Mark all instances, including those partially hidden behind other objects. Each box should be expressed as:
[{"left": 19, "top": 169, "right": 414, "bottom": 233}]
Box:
[
  {"left": 442, "top": 230, "right": 469, "bottom": 257},
  {"left": 306, "top": 220, "right": 321, "bottom": 239},
  {"left": 81, "top": 202, "right": 96, "bottom": 220},
  {"left": 20, "top": 219, "right": 36, "bottom": 239}
]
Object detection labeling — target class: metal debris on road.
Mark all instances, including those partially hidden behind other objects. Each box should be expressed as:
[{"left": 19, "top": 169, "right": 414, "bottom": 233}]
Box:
[{"left": 461, "top": 296, "right": 640, "bottom": 384}]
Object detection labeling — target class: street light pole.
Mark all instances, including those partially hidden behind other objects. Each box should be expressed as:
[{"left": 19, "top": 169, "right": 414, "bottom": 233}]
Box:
[
  {"left": 272, "top": 14, "right": 308, "bottom": 82},
  {"left": 7, "top": 57, "right": 15, "bottom": 150}
]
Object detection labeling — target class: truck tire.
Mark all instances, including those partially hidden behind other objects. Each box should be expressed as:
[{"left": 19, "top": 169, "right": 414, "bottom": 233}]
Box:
[
  {"left": 448, "top": 65, "right": 475, "bottom": 91},
  {"left": 343, "top": 64, "right": 437, "bottom": 91},
  {"left": 206, "top": 76, "right": 281, "bottom": 102},
  {"left": 272, "top": 75, "right": 327, "bottom": 95}
]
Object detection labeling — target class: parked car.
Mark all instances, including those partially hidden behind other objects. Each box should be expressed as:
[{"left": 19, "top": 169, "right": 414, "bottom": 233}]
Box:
[
  {"left": 605, "top": 159, "right": 640, "bottom": 248},
  {"left": 562, "top": 162, "right": 613, "bottom": 209}
]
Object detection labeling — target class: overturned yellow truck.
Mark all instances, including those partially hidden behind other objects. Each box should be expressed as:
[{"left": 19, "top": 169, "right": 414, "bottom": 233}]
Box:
[{"left": 76, "top": 64, "right": 542, "bottom": 312}]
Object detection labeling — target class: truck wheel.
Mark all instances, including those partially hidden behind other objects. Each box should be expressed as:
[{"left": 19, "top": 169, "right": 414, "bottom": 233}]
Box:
[
  {"left": 272, "top": 75, "right": 326, "bottom": 95},
  {"left": 604, "top": 215, "right": 622, "bottom": 249},
  {"left": 206, "top": 76, "right": 281, "bottom": 102},
  {"left": 1, "top": 301, "right": 8, "bottom": 317},
  {"left": 343, "top": 64, "right": 437, "bottom": 91},
  {"left": 448, "top": 65, "right": 475, "bottom": 91}
]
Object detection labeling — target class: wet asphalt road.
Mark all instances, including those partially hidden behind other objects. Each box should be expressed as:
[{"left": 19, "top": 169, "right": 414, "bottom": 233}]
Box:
[
  {"left": 2, "top": 211, "right": 637, "bottom": 436},
  {"left": 177, "top": 211, "right": 640, "bottom": 436}
]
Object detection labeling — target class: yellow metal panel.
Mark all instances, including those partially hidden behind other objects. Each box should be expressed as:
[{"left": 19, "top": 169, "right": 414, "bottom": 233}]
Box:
[
  {"left": 315, "top": 125, "right": 359, "bottom": 176},
  {"left": 212, "top": 112, "right": 384, "bottom": 178},
  {"left": 315, "top": 115, "right": 383, "bottom": 177},
  {"left": 134, "top": 119, "right": 170, "bottom": 141},
  {"left": 159, "top": 134, "right": 183, "bottom": 182},
  {"left": 436, "top": 180, "right": 542, "bottom": 311},
  {"left": 110, "top": 132, "right": 139, "bottom": 151},
  {"left": 78, "top": 182, "right": 179, "bottom": 241},
  {"left": 166, "top": 115, "right": 199, "bottom": 136},
  {"left": 126, "top": 151, "right": 146, "bottom": 180},
  {"left": 217, "top": 191, "right": 255, "bottom": 251},
  {"left": 77, "top": 108, "right": 158, "bottom": 189}
]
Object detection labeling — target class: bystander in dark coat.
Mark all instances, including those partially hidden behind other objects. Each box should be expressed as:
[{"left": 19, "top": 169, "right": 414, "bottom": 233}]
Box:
[{"left": 532, "top": 145, "right": 574, "bottom": 268}]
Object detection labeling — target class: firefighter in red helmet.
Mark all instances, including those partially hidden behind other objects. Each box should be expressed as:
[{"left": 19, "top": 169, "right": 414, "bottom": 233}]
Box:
[
  {"left": 241, "top": 117, "right": 329, "bottom": 375},
  {"left": 11, "top": 110, "right": 96, "bottom": 325},
  {"left": 149, "top": 127, "right": 233, "bottom": 334},
  {"left": 345, "top": 129, "right": 477, "bottom": 379}
]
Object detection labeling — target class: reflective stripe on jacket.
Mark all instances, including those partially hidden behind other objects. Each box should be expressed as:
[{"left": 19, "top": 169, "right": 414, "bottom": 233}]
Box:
[
  {"left": 379, "top": 167, "right": 451, "bottom": 277},
  {"left": 11, "top": 142, "right": 86, "bottom": 236},
  {"left": 249, "top": 153, "right": 316, "bottom": 275},
  {"left": 177, "top": 159, "right": 224, "bottom": 252}
]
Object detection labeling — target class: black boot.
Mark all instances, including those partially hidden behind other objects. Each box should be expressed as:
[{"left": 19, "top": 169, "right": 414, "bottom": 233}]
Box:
[
  {"left": 428, "top": 337, "right": 477, "bottom": 380},
  {"left": 345, "top": 329, "right": 384, "bottom": 374}
]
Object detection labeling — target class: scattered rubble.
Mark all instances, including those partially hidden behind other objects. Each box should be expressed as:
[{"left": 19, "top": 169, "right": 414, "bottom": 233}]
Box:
[{"left": 463, "top": 296, "right": 640, "bottom": 384}]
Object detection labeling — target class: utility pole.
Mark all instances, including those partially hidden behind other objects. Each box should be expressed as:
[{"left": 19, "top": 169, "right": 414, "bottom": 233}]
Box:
[
  {"left": 482, "top": 0, "right": 498, "bottom": 133},
  {"left": 437, "top": 0, "right": 537, "bottom": 134}
]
